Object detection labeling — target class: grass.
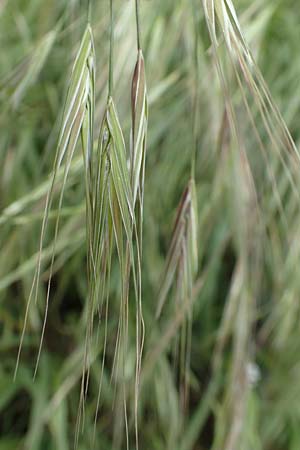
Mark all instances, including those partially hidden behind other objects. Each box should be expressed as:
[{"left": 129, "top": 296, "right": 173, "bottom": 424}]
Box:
[{"left": 1, "top": 0, "right": 300, "bottom": 449}]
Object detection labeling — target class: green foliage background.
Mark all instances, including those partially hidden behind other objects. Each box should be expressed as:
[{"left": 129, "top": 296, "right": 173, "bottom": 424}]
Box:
[{"left": 1, "top": 0, "right": 300, "bottom": 449}]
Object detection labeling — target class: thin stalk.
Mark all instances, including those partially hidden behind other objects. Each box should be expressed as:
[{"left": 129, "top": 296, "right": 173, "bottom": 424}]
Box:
[
  {"left": 191, "top": 0, "right": 200, "bottom": 179},
  {"left": 108, "top": 0, "right": 114, "bottom": 96},
  {"left": 135, "top": 0, "right": 141, "bottom": 50},
  {"left": 88, "top": 0, "right": 92, "bottom": 23}
]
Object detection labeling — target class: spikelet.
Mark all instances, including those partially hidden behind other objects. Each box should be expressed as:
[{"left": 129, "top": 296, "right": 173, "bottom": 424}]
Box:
[
  {"left": 130, "top": 47, "right": 148, "bottom": 449},
  {"left": 156, "top": 177, "right": 198, "bottom": 407},
  {"left": 156, "top": 178, "right": 198, "bottom": 319},
  {"left": 15, "top": 25, "right": 96, "bottom": 382}
]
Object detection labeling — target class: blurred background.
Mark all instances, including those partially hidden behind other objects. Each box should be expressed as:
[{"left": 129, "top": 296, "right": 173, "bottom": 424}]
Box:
[{"left": 1, "top": 0, "right": 300, "bottom": 449}]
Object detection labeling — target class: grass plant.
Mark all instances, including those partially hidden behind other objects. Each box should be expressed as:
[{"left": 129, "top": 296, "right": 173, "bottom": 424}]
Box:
[{"left": 1, "top": 1, "right": 300, "bottom": 449}]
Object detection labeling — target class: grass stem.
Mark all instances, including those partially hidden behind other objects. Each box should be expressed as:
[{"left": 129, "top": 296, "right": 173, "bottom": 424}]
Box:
[
  {"left": 135, "top": 0, "right": 141, "bottom": 50},
  {"left": 109, "top": 0, "right": 114, "bottom": 96}
]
